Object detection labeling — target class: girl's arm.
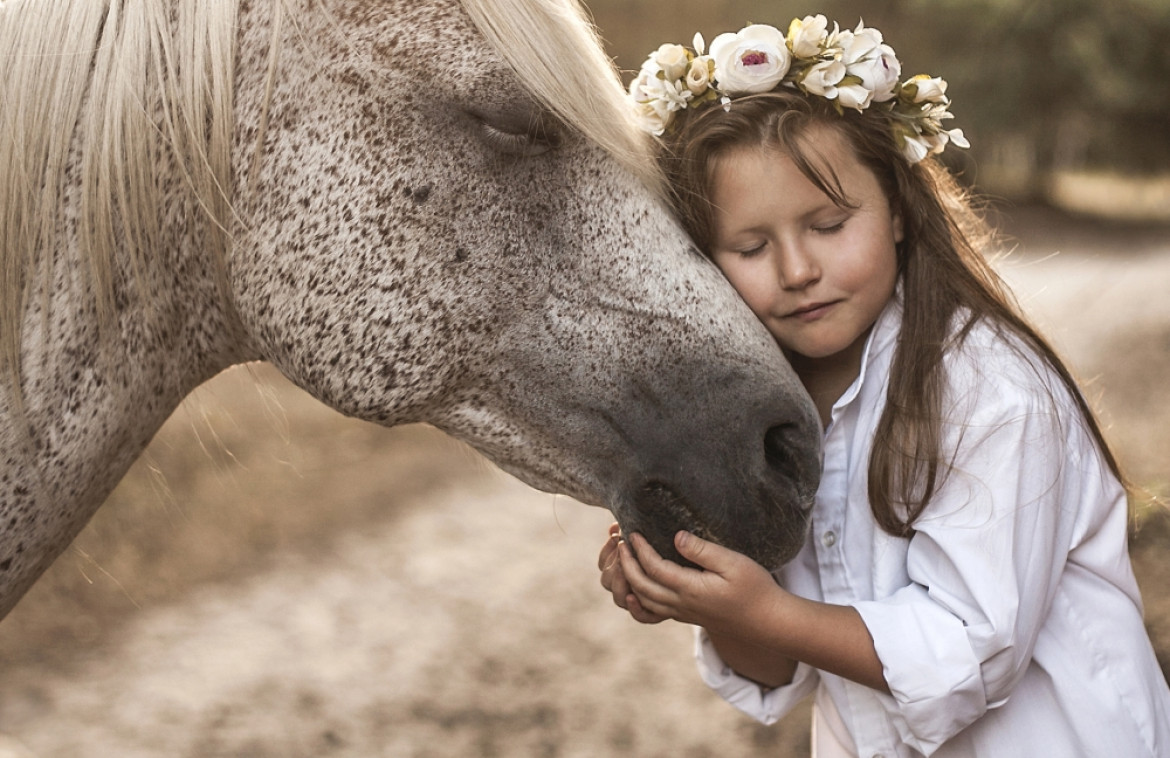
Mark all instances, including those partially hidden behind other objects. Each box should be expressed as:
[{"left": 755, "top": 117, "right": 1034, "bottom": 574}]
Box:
[
  {"left": 617, "top": 531, "right": 889, "bottom": 693},
  {"left": 701, "top": 628, "right": 798, "bottom": 689}
]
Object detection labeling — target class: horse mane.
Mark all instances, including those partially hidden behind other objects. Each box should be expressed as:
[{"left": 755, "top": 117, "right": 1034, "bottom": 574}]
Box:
[
  {"left": 460, "top": 0, "right": 666, "bottom": 197},
  {"left": 0, "top": 0, "right": 239, "bottom": 398}
]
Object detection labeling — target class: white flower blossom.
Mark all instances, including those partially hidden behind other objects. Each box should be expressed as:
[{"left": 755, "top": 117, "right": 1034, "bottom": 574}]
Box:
[
  {"left": 946, "top": 127, "right": 970, "bottom": 149},
  {"left": 800, "top": 59, "right": 846, "bottom": 97},
  {"left": 907, "top": 75, "right": 949, "bottom": 104},
  {"left": 901, "top": 126, "right": 966, "bottom": 162},
  {"left": 710, "top": 24, "right": 792, "bottom": 95},
  {"left": 901, "top": 133, "right": 933, "bottom": 163},
  {"left": 837, "top": 82, "right": 874, "bottom": 111},
  {"left": 848, "top": 43, "right": 901, "bottom": 102},
  {"left": 631, "top": 100, "right": 671, "bottom": 136},
  {"left": 685, "top": 56, "right": 714, "bottom": 94},
  {"left": 625, "top": 15, "right": 968, "bottom": 162},
  {"left": 628, "top": 64, "right": 660, "bottom": 103},
  {"left": 837, "top": 22, "right": 884, "bottom": 66},
  {"left": 652, "top": 43, "right": 690, "bottom": 82},
  {"left": 652, "top": 76, "right": 694, "bottom": 111},
  {"left": 787, "top": 15, "right": 829, "bottom": 58},
  {"left": 629, "top": 66, "right": 692, "bottom": 109}
]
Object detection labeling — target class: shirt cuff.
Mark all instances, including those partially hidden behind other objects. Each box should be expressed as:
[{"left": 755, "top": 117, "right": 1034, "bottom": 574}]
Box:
[
  {"left": 693, "top": 626, "right": 818, "bottom": 725},
  {"left": 854, "top": 594, "right": 987, "bottom": 754}
]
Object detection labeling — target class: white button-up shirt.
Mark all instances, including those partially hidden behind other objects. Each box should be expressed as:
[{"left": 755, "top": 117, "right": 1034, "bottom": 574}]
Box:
[{"left": 695, "top": 296, "right": 1170, "bottom": 757}]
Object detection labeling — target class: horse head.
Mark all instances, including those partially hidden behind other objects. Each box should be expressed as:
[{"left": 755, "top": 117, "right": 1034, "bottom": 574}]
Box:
[{"left": 229, "top": 0, "right": 821, "bottom": 567}]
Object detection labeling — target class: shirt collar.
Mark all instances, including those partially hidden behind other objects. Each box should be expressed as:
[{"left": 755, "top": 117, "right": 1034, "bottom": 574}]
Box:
[{"left": 828, "top": 290, "right": 903, "bottom": 420}]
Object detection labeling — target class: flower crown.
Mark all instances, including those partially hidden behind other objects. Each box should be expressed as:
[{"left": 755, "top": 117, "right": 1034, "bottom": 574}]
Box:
[{"left": 628, "top": 15, "right": 969, "bottom": 163}]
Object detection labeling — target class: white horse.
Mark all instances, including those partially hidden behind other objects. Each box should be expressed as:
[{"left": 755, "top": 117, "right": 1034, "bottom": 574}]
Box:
[{"left": 0, "top": 0, "right": 821, "bottom": 620}]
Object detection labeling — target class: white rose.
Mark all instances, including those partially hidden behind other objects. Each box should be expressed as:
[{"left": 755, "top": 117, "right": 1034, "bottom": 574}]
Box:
[
  {"left": 907, "top": 75, "right": 948, "bottom": 104},
  {"left": 838, "top": 22, "right": 883, "bottom": 65},
  {"left": 709, "top": 24, "right": 792, "bottom": 95},
  {"left": 628, "top": 65, "right": 659, "bottom": 103},
  {"left": 836, "top": 82, "right": 873, "bottom": 111},
  {"left": 787, "top": 14, "right": 829, "bottom": 58},
  {"left": 632, "top": 100, "right": 670, "bottom": 136},
  {"left": 847, "top": 44, "right": 901, "bottom": 102},
  {"left": 652, "top": 43, "right": 690, "bottom": 82},
  {"left": 685, "top": 56, "right": 714, "bottom": 94},
  {"left": 800, "top": 59, "right": 846, "bottom": 97}
]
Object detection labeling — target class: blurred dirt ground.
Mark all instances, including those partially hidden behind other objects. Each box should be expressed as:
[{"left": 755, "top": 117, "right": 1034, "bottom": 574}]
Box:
[{"left": 0, "top": 205, "right": 1167, "bottom": 757}]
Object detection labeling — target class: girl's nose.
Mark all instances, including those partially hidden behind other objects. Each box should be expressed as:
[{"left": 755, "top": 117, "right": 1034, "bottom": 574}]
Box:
[{"left": 775, "top": 244, "right": 821, "bottom": 290}]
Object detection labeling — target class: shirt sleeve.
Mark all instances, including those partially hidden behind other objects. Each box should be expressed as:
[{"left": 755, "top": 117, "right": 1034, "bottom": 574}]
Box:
[
  {"left": 693, "top": 626, "right": 819, "bottom": 725},
  {"left": 852, "top": 358, "right": 1103, "bottom": 754}
]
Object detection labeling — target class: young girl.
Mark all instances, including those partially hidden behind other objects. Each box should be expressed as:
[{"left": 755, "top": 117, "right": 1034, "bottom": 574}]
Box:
[{"left": 599, "top": 16, "right": 1170, "bottom": 757}]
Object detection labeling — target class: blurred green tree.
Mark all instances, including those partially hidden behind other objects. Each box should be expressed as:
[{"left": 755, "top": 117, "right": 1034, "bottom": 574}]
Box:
[
  {"left": 588, "top": 0, "right": 1170, "bottom": 198},
  {"left": 899, "top": 0, "right": 1170, "bottom": 194}
]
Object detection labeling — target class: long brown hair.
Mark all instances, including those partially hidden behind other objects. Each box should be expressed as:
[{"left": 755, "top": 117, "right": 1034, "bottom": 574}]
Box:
[{"left": 656, "top": 90, "right": 1126, "bottom": 536}]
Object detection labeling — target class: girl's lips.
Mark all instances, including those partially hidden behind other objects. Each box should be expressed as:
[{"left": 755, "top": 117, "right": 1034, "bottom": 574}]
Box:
[{"left": 787, "top": 301, "right": 837, "bottom": 322}]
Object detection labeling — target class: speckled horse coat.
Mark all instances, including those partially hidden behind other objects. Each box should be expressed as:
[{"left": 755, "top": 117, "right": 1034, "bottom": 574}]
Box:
[{"left": 0, "top": 0, "right": 821, "bottom": 619}]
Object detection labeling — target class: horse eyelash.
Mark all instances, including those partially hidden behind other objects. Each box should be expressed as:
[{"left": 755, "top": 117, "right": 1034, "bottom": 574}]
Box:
[{"left": 479, "top": 121, "right": 556, "bottom": 157}]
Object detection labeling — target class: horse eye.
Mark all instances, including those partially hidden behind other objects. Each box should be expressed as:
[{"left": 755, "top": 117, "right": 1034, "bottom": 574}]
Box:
[{"left": 473, "top": 111, "right": 561, "bottom": 157}]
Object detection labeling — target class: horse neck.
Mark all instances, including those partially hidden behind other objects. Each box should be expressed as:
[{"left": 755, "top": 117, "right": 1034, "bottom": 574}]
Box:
[
  {"left": 1, "top": 0, "right": 261, "bottom": 565},
  {"left": 14, "top": 180, "right": 245, "bottom": 490}
]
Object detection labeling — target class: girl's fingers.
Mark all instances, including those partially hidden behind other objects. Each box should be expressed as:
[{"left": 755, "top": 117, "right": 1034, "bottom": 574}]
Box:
[
  {"left": 628, "top": 532, "right": 693, "bottom": 586},
  {"left": 673, "top": 530, "right": 736, "bottom": 573},
  {"left": 617, "top": 539, "right": 661, "bottom": 602},
  {"left": 598, "top": 532, "right": 620, "bottom": 572},
  {"left": 600, "top": 556, "right": 629, "bottom": 602},
  {"left": 620, "top": 535, "right": 691, "bottom": 610},
  {"left": 625, "top": 592, "right": 668, "bottom": 625},
  {"left": 597, "top": 524, "right": 673, "bottom": 623}
]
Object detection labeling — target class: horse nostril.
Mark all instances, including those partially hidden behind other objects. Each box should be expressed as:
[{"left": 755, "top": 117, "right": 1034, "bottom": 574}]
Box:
[
  {"left": 764, "top": 422, "right": 802, "bottom": 475},
  {"left": 763, "top": 420, "right": 821, "bottom": 514}
]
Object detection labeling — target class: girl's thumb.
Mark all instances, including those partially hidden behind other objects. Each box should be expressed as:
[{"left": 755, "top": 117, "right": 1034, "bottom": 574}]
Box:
[{"left": 675, "top": 530, "right": 706, "bottom": 564}]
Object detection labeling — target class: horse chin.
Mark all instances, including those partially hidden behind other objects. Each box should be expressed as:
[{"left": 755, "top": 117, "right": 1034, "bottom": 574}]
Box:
[
  {"left": 622, "top": 481, "right": 707, "bottom": 569},
  {"left": 620, "top": 481, "right": 815, "bottom": 572}
]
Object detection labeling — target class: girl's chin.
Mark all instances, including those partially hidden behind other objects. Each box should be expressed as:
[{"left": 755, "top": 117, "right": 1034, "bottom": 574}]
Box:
[{"left": 780, "top": 333, "right": 870, "bottom": 371}]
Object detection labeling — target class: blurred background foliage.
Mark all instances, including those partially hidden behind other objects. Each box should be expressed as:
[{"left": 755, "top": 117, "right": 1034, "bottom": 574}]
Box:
[{"left": 587, "top": 0, "right": 1170, "bottom": 213}]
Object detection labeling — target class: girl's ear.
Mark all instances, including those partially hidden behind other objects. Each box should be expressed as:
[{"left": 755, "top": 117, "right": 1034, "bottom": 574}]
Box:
[{"left": 891, "top": 207, "right": 905, "bottom": 244}]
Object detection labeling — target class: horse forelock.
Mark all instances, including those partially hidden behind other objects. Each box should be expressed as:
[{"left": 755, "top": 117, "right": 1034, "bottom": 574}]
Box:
[
  {"left": 0, "top": 0, "right": 240, "bottom": 395},
  {"left": 459, "top": 0, "right": 665, "bottom": 198}
]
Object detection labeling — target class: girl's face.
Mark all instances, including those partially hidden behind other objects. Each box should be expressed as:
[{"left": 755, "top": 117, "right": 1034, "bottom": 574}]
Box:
[{"left": 708, "top": 126, "right": 901, "bottom": 378}]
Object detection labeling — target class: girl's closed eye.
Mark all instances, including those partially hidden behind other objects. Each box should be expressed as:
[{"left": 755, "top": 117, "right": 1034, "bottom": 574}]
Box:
[
  {"left": 733, "top": 241, "right": 768, "bottom": 257},
  {"left": 812, "top": 215, "right": 849, "bottom": 235}
]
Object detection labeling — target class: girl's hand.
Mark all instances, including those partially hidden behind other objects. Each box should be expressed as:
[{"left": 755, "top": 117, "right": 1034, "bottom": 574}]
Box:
[
  {"left": 597, "top": 523, "right": 668, "bottom": 624},
  {"left": 606, "top": 527, "right": 888, "bottom": 692},
  {"left": 617, "top": 530, "right": 782, "bottom": 637}
]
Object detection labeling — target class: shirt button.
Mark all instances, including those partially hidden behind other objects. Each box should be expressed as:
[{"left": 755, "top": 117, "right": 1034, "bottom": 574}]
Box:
[{"left": 821, "top": 530, "right": 837, "bottom": 548}]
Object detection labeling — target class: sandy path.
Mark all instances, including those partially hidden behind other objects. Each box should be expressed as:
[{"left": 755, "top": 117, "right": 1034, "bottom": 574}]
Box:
[
  {"left": 1000, "top": 247, "right": 1170, "bottom": 367},
  {"left": 1, "top": 462, "right": 809, "bottom": 757}
]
